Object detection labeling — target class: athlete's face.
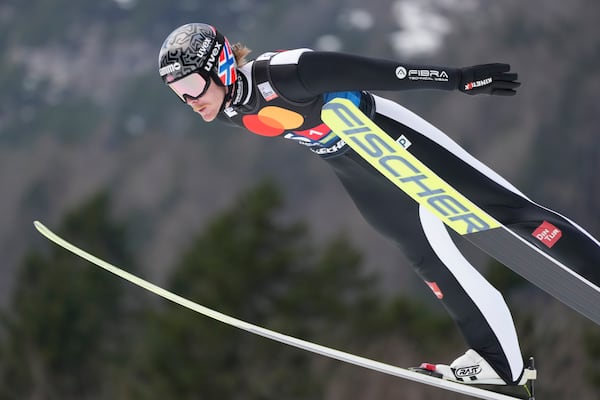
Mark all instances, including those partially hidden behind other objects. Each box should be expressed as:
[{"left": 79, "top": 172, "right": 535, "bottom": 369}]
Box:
[{"left": 185, "top": 78, "right": 227, "bottom": 122}]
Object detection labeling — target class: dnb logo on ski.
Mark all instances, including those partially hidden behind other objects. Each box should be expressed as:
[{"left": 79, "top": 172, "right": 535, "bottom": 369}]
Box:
[{"left": 321, "top": 98, "right": 501, "bottom": 235}]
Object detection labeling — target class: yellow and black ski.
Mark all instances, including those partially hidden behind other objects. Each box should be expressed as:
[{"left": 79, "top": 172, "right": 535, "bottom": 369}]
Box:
[{"left": 321, "top": 98, "right": 600, "bottom": 325}]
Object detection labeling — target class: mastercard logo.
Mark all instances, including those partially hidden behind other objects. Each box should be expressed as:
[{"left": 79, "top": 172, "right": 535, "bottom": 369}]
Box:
[{"left": 242, "top": 106, "right": 305, "bottom": 136}]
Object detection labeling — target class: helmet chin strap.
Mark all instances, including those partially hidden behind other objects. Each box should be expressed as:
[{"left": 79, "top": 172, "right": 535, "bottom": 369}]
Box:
[
  {"left": 219, "top": 84, "right": 234, "bottom": 113},
  {"left": 219, "top": 72, "right": 244, "bottom": 112}
]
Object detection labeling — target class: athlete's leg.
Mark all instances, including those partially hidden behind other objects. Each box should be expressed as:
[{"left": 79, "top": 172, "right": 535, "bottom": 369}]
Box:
[{"left": 418, "top": 206, "right": 523, "bottom": 383}]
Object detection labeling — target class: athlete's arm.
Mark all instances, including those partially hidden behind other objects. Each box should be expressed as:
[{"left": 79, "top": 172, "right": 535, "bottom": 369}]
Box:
[{"left": 269, "top": 50, "right": 519, "bottom": 101}]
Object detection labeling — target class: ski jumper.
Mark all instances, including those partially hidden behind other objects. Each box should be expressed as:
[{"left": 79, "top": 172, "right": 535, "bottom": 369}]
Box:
[{"left": 219, "top": 49, "right": 600, "bottom": 384}]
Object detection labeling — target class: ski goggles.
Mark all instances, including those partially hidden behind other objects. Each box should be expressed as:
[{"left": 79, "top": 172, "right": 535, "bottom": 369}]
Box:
[{"left": 167, "top": 73, "right": 211, "bottom": 102}]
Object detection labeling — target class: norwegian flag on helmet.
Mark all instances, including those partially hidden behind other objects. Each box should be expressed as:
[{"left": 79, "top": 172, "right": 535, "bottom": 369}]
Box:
[{"left": 218, "top": 39, "right": 237, "bottom": 86}]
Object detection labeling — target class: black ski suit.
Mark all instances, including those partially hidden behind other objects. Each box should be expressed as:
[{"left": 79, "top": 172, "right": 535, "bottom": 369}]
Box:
[{"left": 218, "top": 48, "right": 600, "bottom": 384}]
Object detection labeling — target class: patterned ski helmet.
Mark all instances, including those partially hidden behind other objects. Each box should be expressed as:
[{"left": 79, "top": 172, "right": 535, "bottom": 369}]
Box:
[{"left": 158, "top": 23, "right": 237, "bottom": 88}]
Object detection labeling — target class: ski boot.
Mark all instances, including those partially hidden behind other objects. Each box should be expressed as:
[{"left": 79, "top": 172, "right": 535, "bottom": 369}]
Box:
[{"left": 410, "top": 350, "right": 537, "bottom": 399}]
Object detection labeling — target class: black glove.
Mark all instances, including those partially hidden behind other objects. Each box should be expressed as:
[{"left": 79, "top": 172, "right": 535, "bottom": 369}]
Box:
[{"left": 459, "top": 63, "right": 520, "bottom": 96}]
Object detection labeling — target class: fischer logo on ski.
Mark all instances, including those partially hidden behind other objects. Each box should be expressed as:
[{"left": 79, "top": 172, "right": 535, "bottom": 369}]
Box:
[{"left": 321, "top": 98, "right": 501, "bottom": 235}]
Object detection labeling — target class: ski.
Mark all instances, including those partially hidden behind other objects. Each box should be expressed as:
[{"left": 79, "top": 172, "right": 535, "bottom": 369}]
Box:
[
  {"left": 34, "top": 220, "right": 521, "bottom": 400},
  {"left": 321, "top": 98, "right": 600, "bottom": 325}
]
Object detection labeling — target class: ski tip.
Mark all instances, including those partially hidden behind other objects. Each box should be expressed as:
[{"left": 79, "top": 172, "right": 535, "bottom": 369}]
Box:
[{"left": 33, "top": 220, "right": 48, "bottom": 234}]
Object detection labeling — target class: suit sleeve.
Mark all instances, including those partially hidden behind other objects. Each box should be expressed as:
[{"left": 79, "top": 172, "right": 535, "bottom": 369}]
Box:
[{"left": 269, "top": 50, "right": 461, "bottom": 101}]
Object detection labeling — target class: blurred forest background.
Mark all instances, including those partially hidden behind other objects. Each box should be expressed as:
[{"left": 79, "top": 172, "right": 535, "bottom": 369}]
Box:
[{"left": 0, "top": 0, "right": 599, "bottom": 399}]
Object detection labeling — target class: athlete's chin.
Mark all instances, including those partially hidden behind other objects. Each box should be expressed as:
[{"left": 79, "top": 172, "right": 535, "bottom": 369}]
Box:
[{"left": 199, "top": 110, "right": 218, "bottom": 122}]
